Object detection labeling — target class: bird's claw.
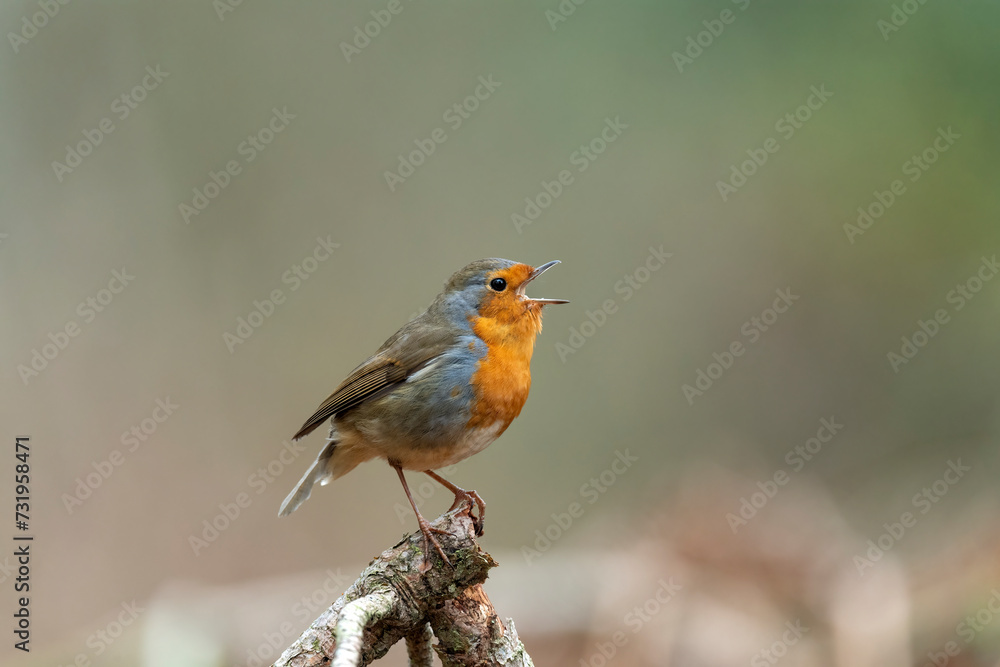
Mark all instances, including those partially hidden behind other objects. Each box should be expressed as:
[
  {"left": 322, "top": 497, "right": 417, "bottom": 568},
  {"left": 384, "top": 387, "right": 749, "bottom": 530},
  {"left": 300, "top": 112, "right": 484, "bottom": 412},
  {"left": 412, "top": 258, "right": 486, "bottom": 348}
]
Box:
[
  {"left": 448, "top": 489, "right": 486, "bottom": 537},
  {"left": 416, "top": 519, "right": 453, "bottom": 571}
]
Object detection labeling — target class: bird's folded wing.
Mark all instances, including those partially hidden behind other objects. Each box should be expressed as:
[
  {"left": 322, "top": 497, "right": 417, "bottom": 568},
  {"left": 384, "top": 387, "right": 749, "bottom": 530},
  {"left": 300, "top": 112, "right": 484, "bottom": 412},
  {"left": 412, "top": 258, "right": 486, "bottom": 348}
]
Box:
[{"left": 291, "top": 323, "right": 456, "bottom": 440}]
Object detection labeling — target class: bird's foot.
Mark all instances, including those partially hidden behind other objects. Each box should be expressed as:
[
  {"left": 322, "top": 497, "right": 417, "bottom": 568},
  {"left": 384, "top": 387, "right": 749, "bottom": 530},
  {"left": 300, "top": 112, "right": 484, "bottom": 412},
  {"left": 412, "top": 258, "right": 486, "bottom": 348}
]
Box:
[
  {"left": 415, "top": 516, "right": 453, "bottom": 572},
  {"left": 423, "top": 470, "right": 487, "bottom": 537},
  {"left": 447, "top": 487, "right": 486, "bottom": 537}
]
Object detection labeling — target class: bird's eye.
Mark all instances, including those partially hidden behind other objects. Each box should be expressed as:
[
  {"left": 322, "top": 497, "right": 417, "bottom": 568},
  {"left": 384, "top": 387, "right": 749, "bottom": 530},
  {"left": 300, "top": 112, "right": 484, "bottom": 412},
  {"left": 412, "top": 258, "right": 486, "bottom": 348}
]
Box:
[{"left": 489, "top": 277, "right": 507, "bottom": 292}]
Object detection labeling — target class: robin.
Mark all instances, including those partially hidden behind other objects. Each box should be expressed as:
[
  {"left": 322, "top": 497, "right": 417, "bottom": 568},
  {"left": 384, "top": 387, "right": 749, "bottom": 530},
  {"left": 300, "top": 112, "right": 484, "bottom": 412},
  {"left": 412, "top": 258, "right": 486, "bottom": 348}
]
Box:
[{"left": 279, "top": 258, "right": 568, "bottom": 568}]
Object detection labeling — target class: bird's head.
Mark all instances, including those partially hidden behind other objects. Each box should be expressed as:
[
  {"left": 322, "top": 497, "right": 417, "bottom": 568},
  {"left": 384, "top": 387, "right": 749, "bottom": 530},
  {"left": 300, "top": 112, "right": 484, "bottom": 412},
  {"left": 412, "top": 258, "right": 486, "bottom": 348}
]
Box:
[{"left": 438, "top": 258, "right": 568, "bottom": 336}]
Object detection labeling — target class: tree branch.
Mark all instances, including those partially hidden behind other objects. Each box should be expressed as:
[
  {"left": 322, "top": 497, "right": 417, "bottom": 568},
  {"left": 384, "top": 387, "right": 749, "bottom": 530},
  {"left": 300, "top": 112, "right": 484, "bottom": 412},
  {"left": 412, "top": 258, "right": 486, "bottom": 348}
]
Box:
[
  {"left": 404, "top": 623, "right": 434, "bottom": 667},
  {"left": 272, "top": 505, "right": 533, "bottom": 667}
]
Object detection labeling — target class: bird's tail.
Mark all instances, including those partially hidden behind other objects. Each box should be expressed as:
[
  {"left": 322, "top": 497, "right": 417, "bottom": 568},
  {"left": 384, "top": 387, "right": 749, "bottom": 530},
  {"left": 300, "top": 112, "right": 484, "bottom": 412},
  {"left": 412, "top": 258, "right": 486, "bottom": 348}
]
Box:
[{"left": 278, "top": 437, "right": 336, "bottom": 517}]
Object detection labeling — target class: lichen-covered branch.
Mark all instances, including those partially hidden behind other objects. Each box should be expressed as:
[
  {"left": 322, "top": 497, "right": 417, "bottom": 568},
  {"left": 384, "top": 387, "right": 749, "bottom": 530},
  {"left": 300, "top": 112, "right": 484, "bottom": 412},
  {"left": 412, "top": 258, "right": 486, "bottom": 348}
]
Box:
[
  {"left": 272, "top": 504, "right": 533, "bottom": 667},
  {"left": 332, "top": 594, "right": 395, "bottom": 667}
]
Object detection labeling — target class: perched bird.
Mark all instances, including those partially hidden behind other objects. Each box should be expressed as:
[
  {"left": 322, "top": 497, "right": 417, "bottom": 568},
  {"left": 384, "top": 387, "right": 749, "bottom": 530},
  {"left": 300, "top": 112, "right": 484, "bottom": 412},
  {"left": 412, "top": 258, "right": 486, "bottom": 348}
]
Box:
[{"left": 279, "top": 258, "right": 567, "bottom": 568}]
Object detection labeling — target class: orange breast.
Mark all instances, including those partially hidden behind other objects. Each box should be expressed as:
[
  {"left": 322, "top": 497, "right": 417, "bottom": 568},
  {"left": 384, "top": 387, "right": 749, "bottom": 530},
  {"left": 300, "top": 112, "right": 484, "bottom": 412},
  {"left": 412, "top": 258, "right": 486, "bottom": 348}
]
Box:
[{"left": 467, "top": 308, "right": 542, "bottom": 433}]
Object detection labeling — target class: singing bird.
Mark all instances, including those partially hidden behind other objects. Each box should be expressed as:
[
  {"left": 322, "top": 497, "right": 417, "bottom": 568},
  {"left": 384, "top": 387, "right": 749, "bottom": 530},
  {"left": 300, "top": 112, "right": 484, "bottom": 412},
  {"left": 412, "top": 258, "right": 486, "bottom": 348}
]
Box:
[{"left": 279, "top": 258, "right": 567, "bottom": 567}]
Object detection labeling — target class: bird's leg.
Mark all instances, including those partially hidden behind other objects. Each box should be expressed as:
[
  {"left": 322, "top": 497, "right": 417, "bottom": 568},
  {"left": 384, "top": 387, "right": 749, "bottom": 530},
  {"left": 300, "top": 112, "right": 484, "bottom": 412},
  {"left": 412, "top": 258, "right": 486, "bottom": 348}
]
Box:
[
  {"left": 425, "top": 470, "right": 486, "bottom": 537},
  {"left": 391, "top": 461, "right": 452, "bottom": 571}
]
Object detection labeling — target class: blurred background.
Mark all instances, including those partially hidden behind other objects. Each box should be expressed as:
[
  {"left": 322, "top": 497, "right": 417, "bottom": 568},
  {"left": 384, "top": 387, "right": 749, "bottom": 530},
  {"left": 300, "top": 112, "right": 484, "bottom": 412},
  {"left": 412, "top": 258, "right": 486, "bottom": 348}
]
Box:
[{"left": 2, "top": 1, "right": 999, "bottom": 665}]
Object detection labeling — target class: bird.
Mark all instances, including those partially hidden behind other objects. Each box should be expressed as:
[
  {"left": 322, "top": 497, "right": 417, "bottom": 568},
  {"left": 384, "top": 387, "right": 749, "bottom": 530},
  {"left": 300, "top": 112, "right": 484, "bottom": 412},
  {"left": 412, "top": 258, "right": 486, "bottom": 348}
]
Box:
[{"left": 279, "top": 258, "right": 568, "bottom": 569}]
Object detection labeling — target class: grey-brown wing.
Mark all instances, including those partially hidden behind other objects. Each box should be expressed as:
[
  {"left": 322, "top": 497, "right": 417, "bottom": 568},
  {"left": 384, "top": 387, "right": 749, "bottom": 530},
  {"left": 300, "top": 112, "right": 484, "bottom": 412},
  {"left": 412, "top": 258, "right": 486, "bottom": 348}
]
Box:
[{"left": 291, "top": 322, "right": 455, "bottom": 440}]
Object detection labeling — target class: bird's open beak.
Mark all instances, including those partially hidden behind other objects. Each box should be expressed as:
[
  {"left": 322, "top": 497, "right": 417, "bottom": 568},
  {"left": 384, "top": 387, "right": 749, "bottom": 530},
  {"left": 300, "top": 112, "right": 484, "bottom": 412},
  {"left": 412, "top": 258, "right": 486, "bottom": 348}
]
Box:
[{"left": 519, "top": 260, "right": 569, "bottom": 305}]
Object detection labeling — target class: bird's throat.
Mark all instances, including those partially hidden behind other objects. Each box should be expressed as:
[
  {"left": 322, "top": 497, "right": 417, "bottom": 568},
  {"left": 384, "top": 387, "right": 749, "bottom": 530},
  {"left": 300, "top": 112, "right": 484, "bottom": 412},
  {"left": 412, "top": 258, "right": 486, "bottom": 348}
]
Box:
[{"left": 466, "top": 312, "right": 540, "bottom": 430}]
